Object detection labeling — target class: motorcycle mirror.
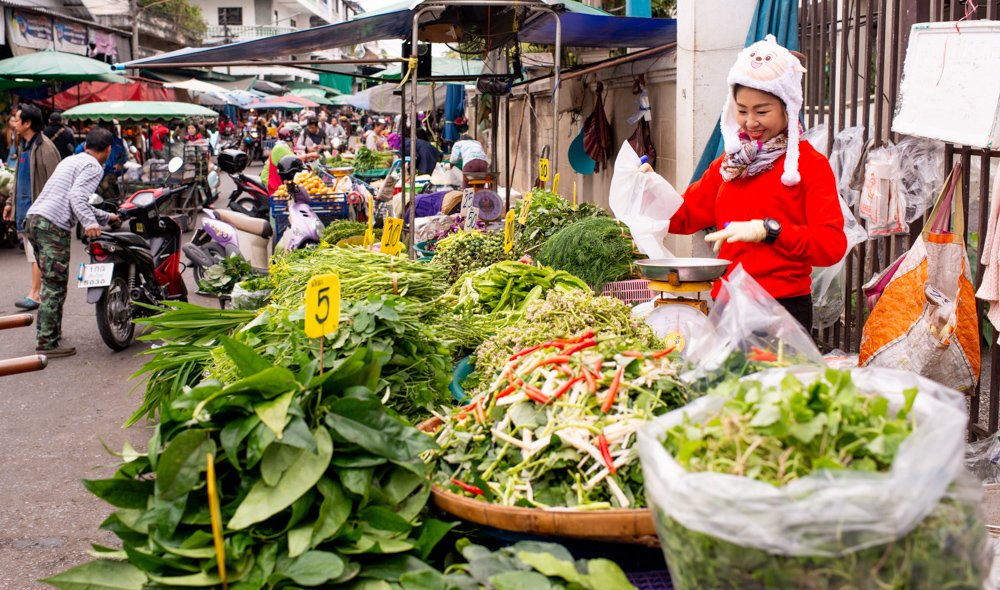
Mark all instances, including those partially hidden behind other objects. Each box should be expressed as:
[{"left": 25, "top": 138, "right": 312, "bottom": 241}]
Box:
[
  {"left": 88, "top": 193, "right": 104, "bottom": 205},
  {"left": 167, "top": 157, "right": 184, "bottom": 174}
]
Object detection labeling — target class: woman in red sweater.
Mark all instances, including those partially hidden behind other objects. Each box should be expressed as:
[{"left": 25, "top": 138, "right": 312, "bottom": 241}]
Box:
[{"left": 648, "top": 35, "right": 846, "bottom": 330}]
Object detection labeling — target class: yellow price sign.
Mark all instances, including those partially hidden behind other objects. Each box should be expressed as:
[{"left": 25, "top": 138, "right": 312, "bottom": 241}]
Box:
[
  {"left": 362, "top": 228, "right": 375, "bottom": 249},
  {"left": 572, "top": 182, "right": 578, "bottom": 210},
  {"left": 518, "top": 191, "right": 534, "bottom": 225},
  {"left": 304, "top": 274, "right": 341, "bottom": 338},
  {"left": 503, "top": 209, "right": 516, "bottom": 253},
  {"left": 538, "top": 158, "right": 550, "bottom": 184},
  {"left": 552, "top": 173, "right": 560, "bottom": 195},
  {"left": 381, "top": 217, "right": 404, "bottom": 256}
]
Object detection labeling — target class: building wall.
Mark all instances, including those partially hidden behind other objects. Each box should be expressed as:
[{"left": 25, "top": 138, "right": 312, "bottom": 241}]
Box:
[{"left": 200, "top": 0, "right": 255, "bottom": 26}]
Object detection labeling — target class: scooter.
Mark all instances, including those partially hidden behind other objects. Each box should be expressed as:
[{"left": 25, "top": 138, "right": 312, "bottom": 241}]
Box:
[
  {"left": 80, "top": 158, "right": 188, "bottom": 351},
  {"left": 183, "top": 208, "right": 272, "bottom": 283},
  {"left": 243, "top": 130, "right": 263, "bottom": 164},
  {"left": 218, "top": 149, "right": 270, "bottom": 219}
]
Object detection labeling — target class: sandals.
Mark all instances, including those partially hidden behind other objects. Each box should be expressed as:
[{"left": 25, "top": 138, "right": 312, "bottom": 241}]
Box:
[{"left": 14, "top": 297, "right": 39, "bottom": 310}]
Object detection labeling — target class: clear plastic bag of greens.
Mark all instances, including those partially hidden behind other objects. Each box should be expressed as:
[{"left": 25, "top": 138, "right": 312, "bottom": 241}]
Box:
[
  {"left": 230, "top": 281, "right": 272, "bottom": 310},
  {"left": 681, "top": 266, "right": 824, "bottom": 391},
  {"left": 637, "top": 366, "right": 989, "bottom": 590}
]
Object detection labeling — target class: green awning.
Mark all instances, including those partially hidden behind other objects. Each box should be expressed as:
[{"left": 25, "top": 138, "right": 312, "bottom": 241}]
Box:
[
  {"left": 290, "top": 88, "right": 333, "bottom": 105},
  {"left": 0, "top": 50, "right": 126, "bottom": 83},
  {"left": 319, "top": 72, "right": 355, "bottom": 96},
  {"left": 62, "top": 101, "right": 219, "bottom": 122}
]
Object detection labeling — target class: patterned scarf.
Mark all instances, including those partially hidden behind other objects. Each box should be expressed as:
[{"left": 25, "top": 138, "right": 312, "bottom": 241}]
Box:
[{"left": 720, "top": 130, "right": 789, "bottom": 182}]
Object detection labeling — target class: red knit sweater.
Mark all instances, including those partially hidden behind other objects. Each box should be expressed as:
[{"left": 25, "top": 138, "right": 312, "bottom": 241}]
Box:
[{"left": 669, "top": 141, "right": 846, "bottom": 299}]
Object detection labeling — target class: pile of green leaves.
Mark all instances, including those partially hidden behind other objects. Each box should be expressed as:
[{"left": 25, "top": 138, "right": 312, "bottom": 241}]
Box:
[
  {"left": 431, "top": 230, "right": 512, "bottom": 282},
  {"left": 446, "top": 261, "right": 590, "bottom": 330},
  {"left": 212, "top": 295, "right": 454, "bottom": 420},
  {"left": 198, "top": 256, "right": 255, "bottom": 296},
  {"left": 664, "top": 370, "right": 917, "bottom": 485},
  {"left": 473, "top": 290, "right": 662, "bottom": 386},
  {"left": 515, "top": 190, "right": 608, "bottom": 254},
  {"left": 537, "top": 217, "right": 636, "bottom": 290},
  {"left": 353, "top": 147, "right": 395, "bottom": 173},
  {"left": 322, "top": 220, "right": 369, "bottom": 246},
  {"left": 128, "top": 303, "right": 257, "bottom": 426},
  {"left": 44, "top": 338, "right": 448, "bottom": 590}
]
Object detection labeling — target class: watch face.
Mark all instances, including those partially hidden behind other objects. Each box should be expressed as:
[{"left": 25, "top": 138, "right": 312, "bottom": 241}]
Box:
[{"left": 766, "top": 219, "right": 780, "bottom": 231}]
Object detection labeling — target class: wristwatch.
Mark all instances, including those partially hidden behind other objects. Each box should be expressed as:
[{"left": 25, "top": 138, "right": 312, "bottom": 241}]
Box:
[{"left": 763, "top": 218, "right": 782, "bottom": 244}]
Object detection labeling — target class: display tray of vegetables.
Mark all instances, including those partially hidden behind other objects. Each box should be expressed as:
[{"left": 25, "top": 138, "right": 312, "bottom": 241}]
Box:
[
  {"left": 425, "top": 330, "right": 687, "bottom": 543},
  {"left": 639, "top": 368, "right": 990, "bottom": 590}
]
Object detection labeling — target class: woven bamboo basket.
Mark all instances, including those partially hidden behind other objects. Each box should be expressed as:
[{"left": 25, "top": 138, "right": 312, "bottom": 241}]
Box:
[{"left": 419, "top": 417, "right": 659, "bottom": 546}]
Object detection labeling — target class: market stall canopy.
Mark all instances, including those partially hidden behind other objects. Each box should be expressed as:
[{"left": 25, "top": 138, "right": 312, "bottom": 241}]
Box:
[
  {"left": 0, "top": 50, "right": 127, "bottom": 83},
  {"left": 248, "top": 101, "right": 305, "bottom": 111},
  {"left": 264, "top": 94, "right": 321, "bottom": 108},
  {"left": 162, "top": 78, "right": 232, "bottom": 95},
  {"left": 49, "top": 79, "right": 176, "bottom": 112},
  {"left": 119, "top": 0, "right": 676, "bottom": 69},
  {"left": 335, "top": 83, "right": 446, "bottom": 114},
  {"left": 62, "top": 101, "right": 219, "bottom": 122},
  {"left": 290, "top": 88, "right": 333, "bottom": 105}
]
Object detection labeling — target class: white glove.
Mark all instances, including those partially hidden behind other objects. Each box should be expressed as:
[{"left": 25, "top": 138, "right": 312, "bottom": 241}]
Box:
[{"left": 704, "top": 220, "right": 766, "bottom": 253}]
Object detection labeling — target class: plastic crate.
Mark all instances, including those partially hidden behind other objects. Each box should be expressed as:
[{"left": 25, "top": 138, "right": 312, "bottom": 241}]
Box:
[
  {"left": 271, "top": 194, "right": 348, "bottom": 245},
  {"left": 602, "top": 279, "right": 653, "bottom": 305},
  {"left": 626, "top": 571, "right": 674, "bottom": 590},
  {"left": 354, "top": 167, "right": 392, "bottom": 182}
]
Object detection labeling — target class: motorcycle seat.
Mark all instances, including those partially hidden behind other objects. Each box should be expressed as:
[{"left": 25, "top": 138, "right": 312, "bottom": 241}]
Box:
[
  {"left": 213, "top": 208, "right": 274, "bottom": 239},
  {"left": 241, "top": 175, "right": 267, "bottom": 192},
  {"left": 107, "top": 232, "right": 149, "bottom": 248}
]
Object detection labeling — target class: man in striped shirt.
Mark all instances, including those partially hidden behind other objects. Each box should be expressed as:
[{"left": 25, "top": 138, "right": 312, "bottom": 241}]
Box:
[{"left": 25, "top": 127, "right": 120, "bottom": 358}]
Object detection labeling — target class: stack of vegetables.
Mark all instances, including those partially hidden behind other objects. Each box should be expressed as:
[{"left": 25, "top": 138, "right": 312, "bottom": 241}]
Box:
[
  {"left": 431, "top": 331, "right": 686, "bottom": 509},
  {"left": 537, "top": 216, "right": 637, "bottom": 291},
  {"left": 514, "top": 190, "right": 608, "bottom": 254},
  {"left": 431, "top": 230, "right": 512, "bottom": 281},
  {"left": 351, "top": 147, "right": 395, "bottom": 173},
  {"left": 197, "top": 256, "right": 255, "bottom": 296}
]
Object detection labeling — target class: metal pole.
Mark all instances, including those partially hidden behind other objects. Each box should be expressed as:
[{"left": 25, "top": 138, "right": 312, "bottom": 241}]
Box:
[
  {"left": 552, "top": 11, "right": 562, "bottom": 185},
  {"left": 122, "top": 57, "right": 407, "bottom": 70},
  {"left": 130, "top": 0, "right": 139, "bottom": 60},
  {"left": 409, "top": 7, "right": 431, "bottom": 258},
  {"left": 504, "top": 95, "right": 510, "bottom": 208}
]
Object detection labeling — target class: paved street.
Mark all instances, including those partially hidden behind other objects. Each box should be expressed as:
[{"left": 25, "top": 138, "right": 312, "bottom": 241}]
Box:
[{"left": 0, "top": 167, "right": 256, "bottom": 588}]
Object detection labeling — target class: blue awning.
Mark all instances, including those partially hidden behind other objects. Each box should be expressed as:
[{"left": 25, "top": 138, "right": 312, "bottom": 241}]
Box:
[{"left": 121, "top": 2, "right": 676, "bottom": 69}]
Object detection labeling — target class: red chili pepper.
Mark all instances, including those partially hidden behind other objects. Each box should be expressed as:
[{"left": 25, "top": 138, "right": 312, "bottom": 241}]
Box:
[
  {"left": 509, "top": 343, "right": 544, "bottom": 361},
  {"left": 651, "top": 347, "right": 676, "bottom": 359},
  {"left": 548, "top": 376, "right": 583, "bottom": 403},
  {"left": 451, "top": 478, "right": 485, "bottom": 496},
  {"left": 578, "top": 329, "right": 596, "bottom": 342},
  {"left": 601, "top": 367, "right": 623, "bottom": 413},
  {"left": 749, "top": 347, "right": 778, "bottom": 362},
  {"left": 621, "top": 350, "right": 645, "bottom": 358},
  {"left": 563, "top": 338, "right": 598, "bottom": 356},
  {"left": 455, "top": 401, "right": 475, "bottom": 420},
  {"left": 474, "top": 399, "right": 487, "bottom": 424},
  {"left": 582, "top": 367, "right": 597, "bottom": 394},
  {"left": 524, "top": 384, "right": 551, "bottom": 404},
  {"left": 496, "top": 384, "right": 518, "bottom": 399},
  {"left": 592, "top": 358, "right": 604, "bottom": 376},
  {"left": 521, "top": 355, "right": 572, "bottom": 374},
  {"left": 598, "top": 434, "right": 617, "bottom": 474}
]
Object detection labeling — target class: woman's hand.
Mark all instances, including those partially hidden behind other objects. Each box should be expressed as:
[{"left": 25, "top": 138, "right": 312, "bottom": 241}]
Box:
[
  {"left": 638, "top": 163, "right": 653, "bottom": 173},
  {"left": 704, "top": 220, "right": 766, "bottom": 252}
]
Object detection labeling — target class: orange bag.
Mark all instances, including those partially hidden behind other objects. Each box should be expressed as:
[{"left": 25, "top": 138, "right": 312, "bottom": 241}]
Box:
[{"left": 859, "top": 164, "right": 980, "bottom": 393}]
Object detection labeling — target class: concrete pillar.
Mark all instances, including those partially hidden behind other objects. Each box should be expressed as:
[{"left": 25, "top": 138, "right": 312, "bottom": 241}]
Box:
[{"left": 674, "top": 0, "right": 756, "bottom": 189}]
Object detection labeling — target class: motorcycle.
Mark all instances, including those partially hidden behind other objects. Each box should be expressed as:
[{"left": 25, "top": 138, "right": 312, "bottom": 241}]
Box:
[
  {"left": 183, "top": 207, "right": 272, "bottom": 284},
  {"left": 218, "top": 149, "right": 270, "bottom": 219},
  {"left": 242, "top": 130, "right": 262, "bottom": 164},
  {"left": 80, "top": 158, "right": 188, "bottom": 351}
]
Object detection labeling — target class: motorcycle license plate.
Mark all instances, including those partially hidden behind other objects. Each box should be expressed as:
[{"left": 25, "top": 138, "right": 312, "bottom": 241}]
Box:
[{"left": 77, "top": 263, "right": 114, "bottom": 288}]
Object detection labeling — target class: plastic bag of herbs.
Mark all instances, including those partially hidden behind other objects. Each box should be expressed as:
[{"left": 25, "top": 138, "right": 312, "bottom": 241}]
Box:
[{"left": 636, "top": 365, "right": 992, "bottom": 590}]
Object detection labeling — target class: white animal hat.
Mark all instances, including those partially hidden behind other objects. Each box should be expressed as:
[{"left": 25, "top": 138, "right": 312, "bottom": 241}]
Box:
[{"left": 720, "top": 34, "right": 807, "bottom": 186}]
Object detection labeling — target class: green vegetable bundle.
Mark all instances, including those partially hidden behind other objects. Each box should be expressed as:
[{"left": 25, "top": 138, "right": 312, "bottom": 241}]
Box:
[
  {"left": 515, "top": 190, "right": 608, "bottom": 254},
  {"left": 473, "top": 290, "right": 662, "bottom": 387},
  {"left": 198, "top": 256, "right": 255, "bottom": 295},
  {"left": 352, "top": 147, "right": 394, "bottom": 173},
  {"left": 537, "top": 217, "right": 636, "bottom": 290},
  {"left": 433, "top": 332, "right": 685, "bottom": 509},
  {"left": 321, "top": 220, "right": 369, "bottom": 245},
  {"left": 640, "top": 368, "right": 987, "bottom": 590},
  {"left": 447, "top": 261, "right": 589, "bottom": 325},
  {"left": 431, "top": 230, "right": 512, "bottom": 282}
]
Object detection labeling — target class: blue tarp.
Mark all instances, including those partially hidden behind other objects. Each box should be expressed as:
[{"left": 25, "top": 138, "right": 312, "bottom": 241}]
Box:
[
  {"left": 689, "top": 0, "right": 800, "bottom": 183},
  {"left": 122, "top": 2, "right": 675, "bottom": 69},
  {"left": 443, "top": 84, "right": 464, "bottom": 141}
]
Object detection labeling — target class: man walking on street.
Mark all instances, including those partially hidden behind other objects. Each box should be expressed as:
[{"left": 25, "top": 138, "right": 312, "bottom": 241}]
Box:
[
  {"left": 2, "top": 104, "right": 61, "bottom": 311},
  {"left": 25, "top": 127, "right": 119, "bottom": 358}
]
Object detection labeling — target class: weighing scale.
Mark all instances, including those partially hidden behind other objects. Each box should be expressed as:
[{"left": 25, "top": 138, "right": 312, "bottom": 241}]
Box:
[{"left": 634, "top": 258, "right": 730, "bottom": 315}]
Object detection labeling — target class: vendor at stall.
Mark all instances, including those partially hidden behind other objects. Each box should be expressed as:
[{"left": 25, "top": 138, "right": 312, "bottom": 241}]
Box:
[
  {"left": 643, "top": 35, "right": 846, "bottom": 331},
  {"left": 260, "top": 124, "right": 299, "bottom": 195},
  {"left": 449, "top": 134, "right": 489, "bottom": 189},
  {"left": 298, "top": 116, "right": 331, "bottom": 157}
]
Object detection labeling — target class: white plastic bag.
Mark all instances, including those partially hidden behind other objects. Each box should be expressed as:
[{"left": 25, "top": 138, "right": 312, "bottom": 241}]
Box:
[
  {"left": 638, "top": 365, "right": 968, "bottom": 558},
  {"left": 895, "top": 135, "right": 945, "bottom": 222},
  {"left": 430, "top": 162, "right": 463, "bottom": 187},
  {"left": 609, "top": 141, "right": 683, "bottom": 258},
  {"left": 829, "top": 126, "right": 866, "bottom": 206},
  {"left": 801, "top": 123, "right": 830, "bottom": 157},
  {"left": 860, "top": 146, "right": 908, "bottom": 236},
  {"left": 682, "top": 266, "right": 824, "bottom": 386},
  {"left": 811, "top": 196, "right": 868, "bottom": 328}
]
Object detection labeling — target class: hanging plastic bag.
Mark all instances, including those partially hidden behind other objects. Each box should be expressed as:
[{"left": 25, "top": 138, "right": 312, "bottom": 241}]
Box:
[
  {"left": 895, "top": 135, "right": 945, "bottom": 222},
  {"left": 859, "top": 146, "right": 908, "bottom": 236},
  {"left": 681, "top": 266, "right": 824, "bottom": 391},
  {"left": 801, "top": 123, "right": 830, "bottom": 157},
  {"left": 966, "top": 432, "right": 1000, "bottom": 485},
  {"left": 828, "top": 126, "right": 866, "bottom": 206},
  {"left": 637, "top": 365, "right": 987, "bottom": 590},
  {"left": 608, "top": 141, "right": 683, "bottom": 259},
  {"left": 811, "top": 196, "right": 868, "bottom": 328}
]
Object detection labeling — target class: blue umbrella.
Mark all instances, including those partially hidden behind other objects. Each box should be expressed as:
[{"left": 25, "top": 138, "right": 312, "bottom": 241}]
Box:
[
  {"left": 689, "top": 0, "right": 799, "bottom": 184},
  {"left": 443, "top": 84, "right": 465, "bottom": 142}
]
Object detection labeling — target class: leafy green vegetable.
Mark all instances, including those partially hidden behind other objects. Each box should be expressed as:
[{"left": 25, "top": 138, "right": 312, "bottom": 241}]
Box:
[
  {"left": 514, "top": 190, "right": 608, "bottom": 254},
  {"left": 198, "top": 255, "right": 255, "bottom": 295},
  {"left": 430, "top": 230, "right": 512, "bottom": 282},
  {"left": 352, "top": 147, "right": 395, "bottom": 173},
  {"left": 322, "top": 220, "right": 372, "bottom": 246},
  {"left": 537, "top": 217, "right": 636, "bottom": 290}
]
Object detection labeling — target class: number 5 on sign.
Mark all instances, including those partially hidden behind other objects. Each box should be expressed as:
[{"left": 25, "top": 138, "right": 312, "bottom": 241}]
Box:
[
  {"left": 381, "top": 217, "right": 404, "bottom": 256},
  {"left": 503, "top": 209, "right": 516, "bottom": 253},
  {"left": 305, "top": 274, "right": 341, "bottom": 338}
]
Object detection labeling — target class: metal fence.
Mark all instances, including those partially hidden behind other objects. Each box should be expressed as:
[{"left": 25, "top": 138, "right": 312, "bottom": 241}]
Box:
[{"left": 797, "top": 0, "right": 1000, "bottom": 437}]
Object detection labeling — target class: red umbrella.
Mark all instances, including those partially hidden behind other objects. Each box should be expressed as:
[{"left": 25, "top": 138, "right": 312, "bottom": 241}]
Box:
[{"left": 264, "top": 94, "right": 320, "bottom": 108}]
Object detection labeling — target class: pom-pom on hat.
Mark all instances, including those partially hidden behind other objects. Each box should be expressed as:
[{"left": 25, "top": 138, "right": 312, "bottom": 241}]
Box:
[{"left": 720, "top": 34, "right": 807, "bottom": 186}]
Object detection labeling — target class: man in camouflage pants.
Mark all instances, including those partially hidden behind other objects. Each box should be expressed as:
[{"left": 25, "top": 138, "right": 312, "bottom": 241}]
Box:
[{"left": 26, "top": 128, "right": 118, "bottom": 357}]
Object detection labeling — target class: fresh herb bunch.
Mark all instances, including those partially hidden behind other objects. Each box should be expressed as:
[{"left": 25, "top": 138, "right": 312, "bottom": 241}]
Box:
[
  {"left": 198, "top": 255, "right": 255, "bottom": 295},
  {"left": 656, "top": 495, "right": 988, "bottom": 590},
  {"left": 431, "top": 230, "right": 512, "bottom": 282},
  {"left": 353, "top": 147, "right": 394, "bottom": 173},
  {"left": 433, "top": 332, "right": 686, "bottom": 509},
  {"left": 537, "top": 217, "right": 636, "bottom": 290},
  {"left": 473, "top": 289, "right": 662, "bottom": 386},
  {"left": 321, "top": 220, "right": 369, "bottom": 245},
  {"left": 44, "top": 338, "right": 449, "bottom": 590},
  {"left": 515, "top": 190, "right": 608, "bottom": 254}
]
